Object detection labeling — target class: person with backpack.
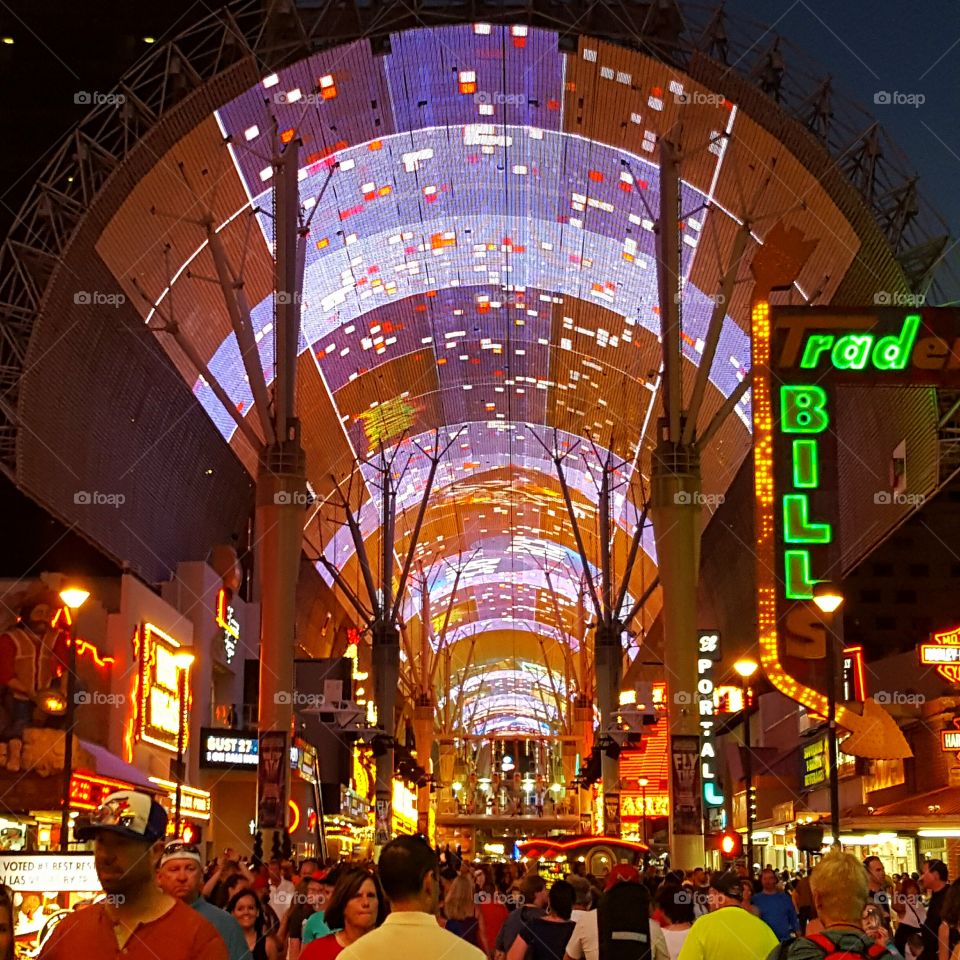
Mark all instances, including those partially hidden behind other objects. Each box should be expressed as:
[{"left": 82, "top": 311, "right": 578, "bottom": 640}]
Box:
[
  {"left": 586, "top": 864, "right": 670, "bottom": 960},
  {"left": 677, "top": 870, "right": 777, "bottom": 960},
  {"left": 767, "top": 850, "right": 890, "bottom": 960}
]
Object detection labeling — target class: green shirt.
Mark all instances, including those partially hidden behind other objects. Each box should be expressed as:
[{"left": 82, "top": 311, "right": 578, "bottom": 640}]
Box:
[
  {"left": 301, "top": 910, "right": 333, "bottom": 944},
  {"left": 678, "top": 907, "right": 779, "bottom": 960}
]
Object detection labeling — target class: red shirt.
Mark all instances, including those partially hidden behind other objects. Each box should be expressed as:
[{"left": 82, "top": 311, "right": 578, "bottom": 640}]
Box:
[
  {"left": 39, "top": 898, "right": 228, "bottom": 960},
  {"left": 300, "top": 933, "right": 345, "bottom": 960}
]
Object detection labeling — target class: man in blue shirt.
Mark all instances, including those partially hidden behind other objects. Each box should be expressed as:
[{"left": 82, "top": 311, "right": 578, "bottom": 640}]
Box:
[
  {"left": 752, "top": 867, "right": 799, "bottom": 941},
  {"left": 158, "top": 840, "right": 252, "bottom": 960}
]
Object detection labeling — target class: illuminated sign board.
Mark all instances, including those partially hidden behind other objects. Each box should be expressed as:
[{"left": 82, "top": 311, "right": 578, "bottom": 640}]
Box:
[
  {"left": 697, "top": 630, "right": 724, "bottom": 808},
  {"left": 201, "top": 729, "right": 259, "bottom": 768},
  {"left": 200, "top": 728, "right": 310, "bottom": 772},
  {"left": 0, "top": 854, "right": 100, "bottom": 893},
  {"left": 843, "top": 646, "right": 867, "bottom": 701},
  {"left": 69, "top": 772, "right": 135, "bottom": 811},
  {"left": 149, "top": 777, "right": 212, "bottom": 822},
  {"left": 942, "top": 720, "right": 960, "bottom": 752},
  {"left": 753, "top": 303, "right": 960, "bottom": 729},
  {"left": 216, "top": 589, "right": 240, "bottom": 665},
  {"left": 135, "top": 623, "right": 191, "bottom": 754},
  {"left": 920, "top": 627, "right": 960, "bottom": 684},
  {"left": 803, "top": 739, "right": 829, "bottom": 789}
]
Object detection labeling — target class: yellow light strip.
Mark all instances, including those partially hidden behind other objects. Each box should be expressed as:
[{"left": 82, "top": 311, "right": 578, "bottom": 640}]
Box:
[{"left": 752, "top": 300, "right": 852, "bottom": 728}]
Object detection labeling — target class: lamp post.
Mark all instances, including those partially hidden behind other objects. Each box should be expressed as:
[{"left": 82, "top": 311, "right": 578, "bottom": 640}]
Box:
[
  {"left": 813, "top": 581, "right": 844, "bottom": 846},
  {"left": 58, "top": 587, "right": 90, "bottom": 852},
  {"left": 734, "top": 658, "right": 759, "bottom": 876},
  {"left": 172, "top": 651, "right": 196, "bottom": 837},
  {"left": 638, "top": 777, "right": 649, "bottom": 846}
]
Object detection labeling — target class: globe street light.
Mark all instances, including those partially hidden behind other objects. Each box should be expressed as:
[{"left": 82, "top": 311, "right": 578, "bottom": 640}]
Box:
[
  {"left": 172, "top": 651, "right": 196, "bottom": 836},
  {"left": 58, "top": 586, "right": 89, "bottom": 852},
  {"left": 733, "top": 657, "right": 758, "bottom": 874},
  {"left": 813, "top": 581, "right": 844, "bottom": 845}
]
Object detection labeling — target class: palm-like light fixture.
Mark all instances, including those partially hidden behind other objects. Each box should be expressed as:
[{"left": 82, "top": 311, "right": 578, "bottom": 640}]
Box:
[{"left": 813, "top": 580, "right": 844, "bottom": 615}]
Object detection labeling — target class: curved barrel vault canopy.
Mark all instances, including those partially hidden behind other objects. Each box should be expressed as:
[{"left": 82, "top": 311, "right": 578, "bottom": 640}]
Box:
[{"left": 14, "top": 18, "right": 903, "bottom": 733}]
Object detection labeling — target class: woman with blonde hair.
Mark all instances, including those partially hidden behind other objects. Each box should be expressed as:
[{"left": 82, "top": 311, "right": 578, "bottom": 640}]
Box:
[{"left": 444, "top": 874, "right": 481, "bottom": 947}]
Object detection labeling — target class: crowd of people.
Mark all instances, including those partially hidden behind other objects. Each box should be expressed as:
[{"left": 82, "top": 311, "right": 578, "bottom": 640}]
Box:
[{"left": 4, "top": 788, "right": 959, "bottom": 960}]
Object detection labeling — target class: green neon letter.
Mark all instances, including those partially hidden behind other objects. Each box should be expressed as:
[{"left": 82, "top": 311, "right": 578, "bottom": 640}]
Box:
[
  {"left": 785, "top": 550, "right": 816, "bottom": 599},
  {"left": 800, "top": 334, "right": 834, "bottom": 369},
  {"left": 831, "top": 333, "right": 873, "bottom": 370},
  {"left": 872, "top": 313, "right": 920, "bottom": 370},
  {"left": 781, "top": 385, "right": 829, "bottom": 434},
  {"left": 783, "top": 494, "right": 832, "bottom": 543},
  {"left": 792, "top": 439, "right": 819, "bottom": 488}
]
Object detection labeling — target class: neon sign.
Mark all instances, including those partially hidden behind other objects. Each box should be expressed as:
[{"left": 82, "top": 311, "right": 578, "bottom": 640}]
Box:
[
  {"left": 920, "top": 627, "right": 960, "bottom": 684},
  {"left": 70, "top": 772, "right": 134, "bottom": 811},
  {"left": 752, "top": 302, "right": 960, "bottom": 758},
  {"left": 216, "top": 589, "right": 240, "bottom": 664},
  {"left": 135, "top": 622, "right": 190, "bottom": 753},
  {"left": 697, "top": 630, "right": 724, "bottom": 808},
  {"left": 942, "top": 720, "right": 960, "bottom": 752}
]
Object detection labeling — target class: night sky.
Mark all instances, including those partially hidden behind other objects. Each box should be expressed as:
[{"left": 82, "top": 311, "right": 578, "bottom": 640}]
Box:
[{"left": 1, "top": 0, "right": 957, "bottom": 254}]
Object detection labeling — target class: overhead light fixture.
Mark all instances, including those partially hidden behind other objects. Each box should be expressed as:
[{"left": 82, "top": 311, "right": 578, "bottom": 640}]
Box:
[
  {"left": 59, "top": 587, "right": 90, "bottom": 610},
  {"left": 813, "top": 580, "right": 844, "bottom": 614},
  {"left": 734, "top": 658, "right": 759, "bottom": 679}
]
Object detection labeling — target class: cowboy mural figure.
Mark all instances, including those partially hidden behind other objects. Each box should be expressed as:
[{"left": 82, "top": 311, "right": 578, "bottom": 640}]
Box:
[{"left": 0, "top": 588, "right": 69, "bottom": 771}]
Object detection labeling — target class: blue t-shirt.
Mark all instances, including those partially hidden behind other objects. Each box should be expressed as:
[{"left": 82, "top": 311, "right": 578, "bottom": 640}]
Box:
[
  {"left": 752, "top": 891, "right": 799, "bottom": 942},
  {"left": 192, "top": 895, "right": 253, "bottom": 960}
]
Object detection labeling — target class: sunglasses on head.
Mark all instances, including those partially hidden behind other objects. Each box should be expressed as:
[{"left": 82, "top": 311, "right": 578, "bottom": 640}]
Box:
[{"left": 163, "top": 841, "right": 200, "bottom": 856}]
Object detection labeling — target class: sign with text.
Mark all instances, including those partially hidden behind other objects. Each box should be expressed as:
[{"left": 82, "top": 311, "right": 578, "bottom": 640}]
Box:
[
  {"left": 136, "top": 622, "right": 190, "bottom": 753},
  {"left": 671, "top": 736, "right": 702, "bottom": 835},
  {"left": 0, "top": 854, "right": 99, "bottom": 892},
  {"left": 201, "top": 729, "right": 259, "bottom": 768},
  {"left": 216, "top": 589, "right": 240, "bottom": 665},
  {"left": 753, "top": 302, "right": 957, "bottom": 738},
  {"left": 69, "top": 772, "right": 135, "bottom": 811},
  {"left": 697, "top": 631, "right": 724, "bottom": 808},
  {"left": 920, "top": 627, "right": 960, "bottom": 684},
  {"left": 257, "top": 731, "right": 288, "bottom": 830}
]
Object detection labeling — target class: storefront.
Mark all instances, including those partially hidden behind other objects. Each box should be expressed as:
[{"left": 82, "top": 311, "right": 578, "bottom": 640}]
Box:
[{"left": 0, "top": 852, "right": 101, "bottom": 954}]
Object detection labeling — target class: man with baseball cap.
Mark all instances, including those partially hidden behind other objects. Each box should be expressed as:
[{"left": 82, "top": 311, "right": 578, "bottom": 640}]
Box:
[
  {"left": 157, "top": 839, "right": 251, "bottom": 959},
  {"left": 677, "top": 869, "right": 778, "bottom": 960},
  {"left": 39, "top": 790, "right": 228, "bottom": 960}
]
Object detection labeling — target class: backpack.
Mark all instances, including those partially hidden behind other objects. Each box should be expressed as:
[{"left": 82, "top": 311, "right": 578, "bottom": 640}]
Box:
[
  {"left": 598, "top": 881, "right": 652, "bottom": 960},
  {"left": 775, "top": 932, "right": 888, "bottom": 960}
]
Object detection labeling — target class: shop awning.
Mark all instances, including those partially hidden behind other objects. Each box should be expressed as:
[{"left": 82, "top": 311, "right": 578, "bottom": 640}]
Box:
[{"left": 78, "top": 741, "right": 156, "bottom": 792}]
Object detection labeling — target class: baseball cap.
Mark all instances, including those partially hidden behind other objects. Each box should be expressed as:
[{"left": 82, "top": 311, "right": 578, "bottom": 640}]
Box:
[
  {"left": 605, "top": 864, "right": 641, "bottom": 890},
  {"left": 710, "top": 869, "right": 745, "bottom": 900},
  {"left": 160, "top": 840, "right": 203, "bottom": 867},
  {"left": 74, "top": 790, "right": 168, "bottom": 843}
]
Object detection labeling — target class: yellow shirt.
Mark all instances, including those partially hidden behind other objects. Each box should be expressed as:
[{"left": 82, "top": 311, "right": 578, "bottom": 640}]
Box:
[
  {"left": 339, "top": 912, "right": 487, "bottom": 960},
  {"left": 677, "top": 906, "right": 779, "bottom": 960}
]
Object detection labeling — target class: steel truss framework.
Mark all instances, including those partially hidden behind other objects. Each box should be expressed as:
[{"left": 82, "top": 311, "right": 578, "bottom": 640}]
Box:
[{"left": 0, "top": 0, "right": 952, "bottom": 481}]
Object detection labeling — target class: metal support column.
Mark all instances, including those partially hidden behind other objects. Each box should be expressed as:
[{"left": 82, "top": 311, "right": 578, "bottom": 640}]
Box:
[
  {"left": 256, "top": 136, "right": 306, "bottom": 853},
  {"left": 650, "top": 439, "right": 704, "bottom": 868},
  {"left": 595, "top": 623, "right": 622, "bottom": 835},
  {"left": 413, "top": 695, "right": 434, "bottom": 835},
  {"left": 373, "top": 625, "right": 400, "bottom": 845}
]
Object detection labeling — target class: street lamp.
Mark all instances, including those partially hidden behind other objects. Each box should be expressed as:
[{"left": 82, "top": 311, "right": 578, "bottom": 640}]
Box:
[
  {"left": 58, "top": 587, "right": 90, "bottom": 852},
  {"left": 638, "top": 777, "right": 649, "bottom": 846},
  {"left": 813, "top": 581, "right": 844, "bottom": 846},
  {"left": 172, "top": 651, "right": 195, "bottom": 837},
  {"left": 734, "top": 658, "right": 759, "bottom": 876}
]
